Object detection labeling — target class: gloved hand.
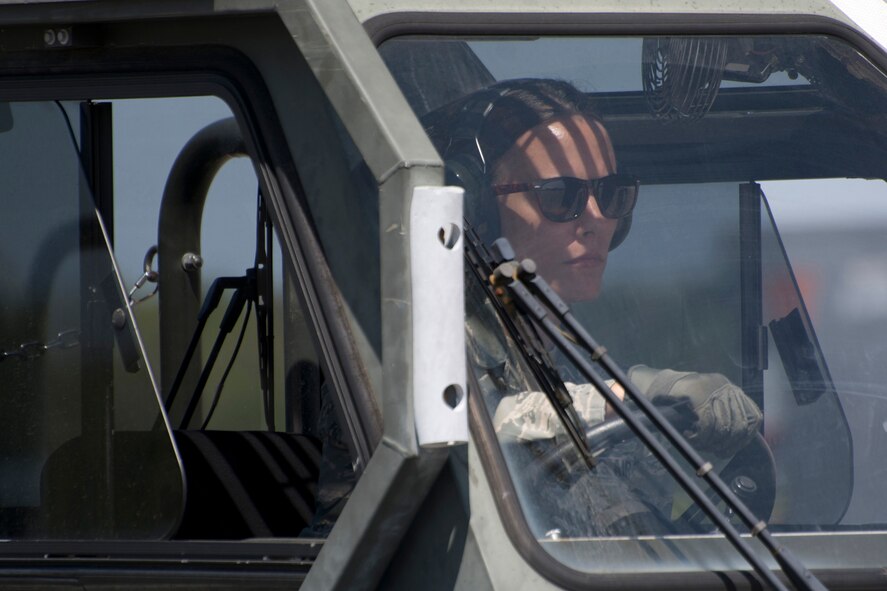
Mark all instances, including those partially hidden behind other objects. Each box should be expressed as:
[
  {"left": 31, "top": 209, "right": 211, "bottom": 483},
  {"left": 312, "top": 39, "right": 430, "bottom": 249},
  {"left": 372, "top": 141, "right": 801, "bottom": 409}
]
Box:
[{"left": 627, "top": 365, "right": 763, "bottom": 458}]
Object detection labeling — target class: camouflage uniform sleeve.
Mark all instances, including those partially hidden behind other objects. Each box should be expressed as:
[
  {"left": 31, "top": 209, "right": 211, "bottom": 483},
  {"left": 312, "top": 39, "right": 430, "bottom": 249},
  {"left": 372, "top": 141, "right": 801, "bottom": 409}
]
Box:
[{"left": 492, "top": 381, "right": 609, "bottom": 441}]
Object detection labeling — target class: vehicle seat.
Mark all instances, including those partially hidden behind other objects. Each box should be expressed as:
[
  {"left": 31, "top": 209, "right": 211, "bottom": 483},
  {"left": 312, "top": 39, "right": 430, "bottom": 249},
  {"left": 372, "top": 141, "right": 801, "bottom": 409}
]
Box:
[
  {"left": 40, "top": 430, "right": 322, "bottom": 540},
  {"left": 173, "top": 430, "right": 322, "bottom": 539}
]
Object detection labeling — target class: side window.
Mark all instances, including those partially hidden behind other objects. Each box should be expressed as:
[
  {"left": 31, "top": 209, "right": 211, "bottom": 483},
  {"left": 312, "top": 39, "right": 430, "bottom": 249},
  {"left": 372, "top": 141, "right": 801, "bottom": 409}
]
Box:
[
  {"left": 0, "top": 90, "right": 361, "bottom": 544},
  {"left": 111, "top": 96, "right": 352, "bottom": 541},
  {"left": 111, "top": 97, "right": 294, "bottom": 432},
  {"left": 0, "top": 101, "right": 181, "bottom": 539}
]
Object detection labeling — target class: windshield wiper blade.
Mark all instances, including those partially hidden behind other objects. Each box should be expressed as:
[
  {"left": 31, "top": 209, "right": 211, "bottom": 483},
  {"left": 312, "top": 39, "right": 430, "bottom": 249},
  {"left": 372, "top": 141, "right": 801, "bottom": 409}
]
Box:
[
  {"left": 464, "top": 222, "right": 596, "bottom": 471},
  {"left": 489, "top": 237, "right": 826, "bottom": 591}
]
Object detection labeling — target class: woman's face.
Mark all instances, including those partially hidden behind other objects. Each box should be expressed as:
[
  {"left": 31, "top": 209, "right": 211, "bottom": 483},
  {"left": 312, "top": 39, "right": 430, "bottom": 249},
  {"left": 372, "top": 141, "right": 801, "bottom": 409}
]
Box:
[{"left": 493, "top": 114, "right": 618, "bottom": 302}]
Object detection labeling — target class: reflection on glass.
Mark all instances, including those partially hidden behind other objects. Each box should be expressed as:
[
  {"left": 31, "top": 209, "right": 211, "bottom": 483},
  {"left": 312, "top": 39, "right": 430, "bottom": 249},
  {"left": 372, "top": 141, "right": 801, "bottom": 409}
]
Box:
[
  {"left": 762, "top": 179, "right": 887, "bottom": 526},
  {"left": 759, "top": 186, "right": 853, "bottom": 526},
  {"left": 0, "top": 101, "right": 183, "bottom": 539}
]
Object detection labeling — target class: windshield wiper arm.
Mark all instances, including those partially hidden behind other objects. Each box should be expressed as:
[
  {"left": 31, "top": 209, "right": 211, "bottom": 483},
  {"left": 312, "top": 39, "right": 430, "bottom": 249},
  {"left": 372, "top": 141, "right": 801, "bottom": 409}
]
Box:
[
  {"left": 489, "top": 237, "right": 826, "bottom": 591},
  {"left": 464, "top": 223, "right": 596, "bottom": 471}
]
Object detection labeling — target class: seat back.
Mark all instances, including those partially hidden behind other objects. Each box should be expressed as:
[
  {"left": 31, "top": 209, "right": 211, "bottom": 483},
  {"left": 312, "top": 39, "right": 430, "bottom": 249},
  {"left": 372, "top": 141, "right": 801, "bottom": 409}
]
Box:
[
  {"left": 41, "top": 430, "right": 322, "bottom": 540},
  {"left": 173, "top": 430, "right": 322, "bottom": 539}
]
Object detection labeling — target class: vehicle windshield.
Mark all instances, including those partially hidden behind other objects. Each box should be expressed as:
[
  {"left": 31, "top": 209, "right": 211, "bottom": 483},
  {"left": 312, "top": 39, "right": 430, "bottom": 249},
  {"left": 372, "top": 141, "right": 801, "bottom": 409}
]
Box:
[{"left": 383, "top": 34, "right": 887, "bottom": 574}]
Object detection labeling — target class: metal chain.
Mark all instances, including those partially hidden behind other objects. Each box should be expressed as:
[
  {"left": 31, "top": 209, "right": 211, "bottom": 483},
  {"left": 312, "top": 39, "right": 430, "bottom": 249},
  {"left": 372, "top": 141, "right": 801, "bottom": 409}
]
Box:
[
  {"left": 128, "top": 245, "right": 159, "bottom": 306},
  {"left": 0, "top": 329, "right": 80, "bottom": 362}
]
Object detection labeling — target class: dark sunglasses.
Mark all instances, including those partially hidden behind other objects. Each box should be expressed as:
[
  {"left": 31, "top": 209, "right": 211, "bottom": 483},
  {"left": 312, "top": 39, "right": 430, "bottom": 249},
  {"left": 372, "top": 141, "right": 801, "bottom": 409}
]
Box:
[{"left": 492, "top": 174, "right": 639, "bottom": 223}]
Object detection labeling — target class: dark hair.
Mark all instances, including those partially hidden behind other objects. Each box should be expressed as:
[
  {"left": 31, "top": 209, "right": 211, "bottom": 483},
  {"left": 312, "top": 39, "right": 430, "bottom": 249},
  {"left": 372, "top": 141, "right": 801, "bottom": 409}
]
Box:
[{"left": 422, "top": 78, "right": 631, "bottom": 248}]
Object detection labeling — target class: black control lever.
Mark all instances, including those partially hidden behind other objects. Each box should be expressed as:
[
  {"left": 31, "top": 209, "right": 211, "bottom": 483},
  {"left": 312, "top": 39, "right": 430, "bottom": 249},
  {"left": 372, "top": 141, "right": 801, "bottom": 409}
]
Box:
[{"left": 164, "top": 273, "right": 252, "bottom": 416}]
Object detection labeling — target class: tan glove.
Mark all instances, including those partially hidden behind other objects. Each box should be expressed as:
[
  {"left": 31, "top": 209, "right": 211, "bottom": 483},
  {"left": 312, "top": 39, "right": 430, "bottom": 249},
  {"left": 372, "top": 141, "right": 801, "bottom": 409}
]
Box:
[{"left": 628, "top": 365, "right": 763, "bottom": 458}]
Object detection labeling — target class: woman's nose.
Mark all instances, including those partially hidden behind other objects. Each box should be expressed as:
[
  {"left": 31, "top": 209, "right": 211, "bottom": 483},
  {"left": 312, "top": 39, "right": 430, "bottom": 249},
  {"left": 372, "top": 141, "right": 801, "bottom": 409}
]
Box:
[
  {"left": 579, "top": 192, "right": 606, "bottom": 224},
  {"left": 576, "top": 192, "right": 617, "bottom": 239}
]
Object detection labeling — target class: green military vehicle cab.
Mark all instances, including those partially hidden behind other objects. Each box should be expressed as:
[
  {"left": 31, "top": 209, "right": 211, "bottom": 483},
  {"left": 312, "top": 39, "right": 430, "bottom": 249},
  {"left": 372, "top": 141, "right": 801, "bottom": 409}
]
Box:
[{"left": 0, "top": 0, "right": 884, "bottom": 589}]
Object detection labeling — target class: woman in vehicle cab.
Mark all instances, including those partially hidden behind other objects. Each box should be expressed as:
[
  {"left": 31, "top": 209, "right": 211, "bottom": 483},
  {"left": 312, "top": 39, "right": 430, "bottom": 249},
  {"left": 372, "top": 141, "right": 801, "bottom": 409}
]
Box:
[{"left": 424, "top": 78, "right": 763, "bottom": 534}]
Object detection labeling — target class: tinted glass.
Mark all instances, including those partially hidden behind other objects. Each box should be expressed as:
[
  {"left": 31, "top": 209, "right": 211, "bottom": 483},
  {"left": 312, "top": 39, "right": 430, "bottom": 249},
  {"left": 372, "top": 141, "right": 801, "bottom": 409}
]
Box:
[{"left": 0, "top": 101, "right": 183, "bottom": 539}]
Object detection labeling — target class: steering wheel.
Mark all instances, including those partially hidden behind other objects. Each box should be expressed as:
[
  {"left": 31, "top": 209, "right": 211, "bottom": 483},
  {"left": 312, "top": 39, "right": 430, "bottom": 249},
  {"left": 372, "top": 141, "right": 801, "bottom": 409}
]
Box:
[
  {"left": 673, "top": 432, "right": 776, "bottom": 531},
  {"left": 530, "top": 405, "right": 692, "bottom": 474},
  {"left": 529, "top": 410, "right": 777, "bottom": 531}
]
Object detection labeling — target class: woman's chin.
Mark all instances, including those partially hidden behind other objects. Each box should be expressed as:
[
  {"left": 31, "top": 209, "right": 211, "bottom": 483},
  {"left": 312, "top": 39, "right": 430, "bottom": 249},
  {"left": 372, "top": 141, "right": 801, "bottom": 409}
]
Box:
[{"left": 554, "top": 280, "right": 602, "bottom": 303}]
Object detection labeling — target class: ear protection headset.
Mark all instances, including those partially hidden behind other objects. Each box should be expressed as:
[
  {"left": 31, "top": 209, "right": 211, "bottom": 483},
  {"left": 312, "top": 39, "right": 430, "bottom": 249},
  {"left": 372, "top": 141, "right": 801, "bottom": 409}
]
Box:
[{"left": 438, "top": 84, "right": 633, "bottom": 250}]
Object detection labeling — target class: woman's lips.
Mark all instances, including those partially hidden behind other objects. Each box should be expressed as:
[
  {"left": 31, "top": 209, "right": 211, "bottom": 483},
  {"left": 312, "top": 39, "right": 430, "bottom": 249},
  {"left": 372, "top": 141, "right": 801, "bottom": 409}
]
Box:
[{"left": 564, "top": 254, "right": 605, "bottom": 268}]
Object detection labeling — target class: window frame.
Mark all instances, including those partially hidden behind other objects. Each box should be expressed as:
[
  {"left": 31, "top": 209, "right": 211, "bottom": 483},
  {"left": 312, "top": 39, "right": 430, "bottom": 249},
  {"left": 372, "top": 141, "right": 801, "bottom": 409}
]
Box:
[
  {"left": 0, "top": 42, "right": 379, "bottom": 577},
  {"left": 372, "top": 11, "right": 887, "bottom": 590}
]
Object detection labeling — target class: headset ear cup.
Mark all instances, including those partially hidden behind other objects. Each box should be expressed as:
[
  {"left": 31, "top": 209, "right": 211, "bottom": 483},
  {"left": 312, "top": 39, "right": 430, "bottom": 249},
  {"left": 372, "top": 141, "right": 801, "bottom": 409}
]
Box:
[
  {"left": 610, "top": 213, "right": 632, "bottom": 251},
  {"left": 445, "top": 154, "right": 499, "bottom": 241}
]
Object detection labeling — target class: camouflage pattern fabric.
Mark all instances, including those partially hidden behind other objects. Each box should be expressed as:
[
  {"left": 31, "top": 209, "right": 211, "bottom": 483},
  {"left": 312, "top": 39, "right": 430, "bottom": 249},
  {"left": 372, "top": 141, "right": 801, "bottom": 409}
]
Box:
[
  {"left": 492, "top": 366, "right": 762, "bottom": 458},
  {"left": 492, "top": 382, "right": 608, "bottom": 441}
]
